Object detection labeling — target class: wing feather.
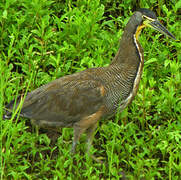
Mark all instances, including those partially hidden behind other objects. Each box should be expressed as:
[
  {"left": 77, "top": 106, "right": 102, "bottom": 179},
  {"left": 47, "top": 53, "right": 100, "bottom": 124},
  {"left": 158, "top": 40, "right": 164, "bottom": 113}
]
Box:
[{"left": 18, "top": 73, "right": 105, "bottom": 127}]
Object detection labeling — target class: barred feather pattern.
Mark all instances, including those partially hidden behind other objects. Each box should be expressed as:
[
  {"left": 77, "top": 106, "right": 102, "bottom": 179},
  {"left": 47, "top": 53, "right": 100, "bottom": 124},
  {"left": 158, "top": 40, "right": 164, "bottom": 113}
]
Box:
[
  {"left": 89, "top": 37, "right": 143, "bottom": 115},
  {"left": 86, "top": 62, "right": 140, "bottom": 115},
  {"left": 105, "top": 65, "right": 138, "bottom": 112}
]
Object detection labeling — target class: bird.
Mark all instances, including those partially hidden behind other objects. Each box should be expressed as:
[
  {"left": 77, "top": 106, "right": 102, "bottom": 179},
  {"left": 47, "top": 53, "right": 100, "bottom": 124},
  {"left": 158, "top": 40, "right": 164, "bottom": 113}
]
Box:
[{"left": 4, "top": 8, "right": 175, "bottom": 162}]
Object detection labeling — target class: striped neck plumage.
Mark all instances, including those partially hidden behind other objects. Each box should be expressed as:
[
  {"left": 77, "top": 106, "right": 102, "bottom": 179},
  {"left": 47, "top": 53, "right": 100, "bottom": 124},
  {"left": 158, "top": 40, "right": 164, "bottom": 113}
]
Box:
[{"left": 133, "top": 24, "right": 145, "bottom": 63}]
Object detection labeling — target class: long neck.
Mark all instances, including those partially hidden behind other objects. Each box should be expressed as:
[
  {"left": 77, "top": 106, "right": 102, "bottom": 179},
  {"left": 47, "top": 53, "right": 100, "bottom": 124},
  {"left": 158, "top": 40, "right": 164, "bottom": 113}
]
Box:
[
  {"left": 102, "top": 14, "right": 145, "bottom": 110},
  {"left": 110, "top": 15, "right": 144, "bottom": 68}
]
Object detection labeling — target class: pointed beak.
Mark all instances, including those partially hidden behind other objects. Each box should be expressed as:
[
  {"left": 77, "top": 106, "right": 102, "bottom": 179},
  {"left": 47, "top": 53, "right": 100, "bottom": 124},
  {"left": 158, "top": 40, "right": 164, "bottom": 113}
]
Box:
[{"left": 148, "top": 20, "right": 176, "bottom": 40}]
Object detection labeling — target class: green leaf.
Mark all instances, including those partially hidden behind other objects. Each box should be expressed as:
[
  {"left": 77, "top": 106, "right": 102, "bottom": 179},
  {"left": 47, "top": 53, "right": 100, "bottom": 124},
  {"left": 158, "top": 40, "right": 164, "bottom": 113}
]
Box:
[{"left": 2, "top": 10, "right": 8, "bottom": 19}]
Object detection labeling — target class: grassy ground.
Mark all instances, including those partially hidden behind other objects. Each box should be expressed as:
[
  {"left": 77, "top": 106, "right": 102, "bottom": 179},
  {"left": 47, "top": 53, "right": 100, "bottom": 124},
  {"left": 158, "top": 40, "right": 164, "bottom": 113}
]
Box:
[{"left": 0, "top": 0, "right": 180, "bottom": 179}]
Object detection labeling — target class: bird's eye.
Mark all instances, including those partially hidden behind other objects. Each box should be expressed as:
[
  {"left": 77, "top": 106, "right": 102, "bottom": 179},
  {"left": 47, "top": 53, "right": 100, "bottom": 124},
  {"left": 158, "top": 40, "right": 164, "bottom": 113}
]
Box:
[
  {"left": 142, "top": 15, "right": 146, "bottom": 20},
  {"left": 142, "top": 15, "right": 156, "bottom": 22}
]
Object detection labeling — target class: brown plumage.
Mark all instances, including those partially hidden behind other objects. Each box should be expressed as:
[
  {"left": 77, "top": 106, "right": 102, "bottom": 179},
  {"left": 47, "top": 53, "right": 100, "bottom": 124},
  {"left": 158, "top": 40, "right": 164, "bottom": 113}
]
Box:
[{"left": 4, "top": 8, "right": 175, "bottom": 162}]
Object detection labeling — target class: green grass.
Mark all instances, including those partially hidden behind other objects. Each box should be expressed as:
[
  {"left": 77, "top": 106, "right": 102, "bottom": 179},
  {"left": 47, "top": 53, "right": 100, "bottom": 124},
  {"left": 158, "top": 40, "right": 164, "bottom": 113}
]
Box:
[{"left": 0, "top": 0, "right": 181, "bottom": 179}]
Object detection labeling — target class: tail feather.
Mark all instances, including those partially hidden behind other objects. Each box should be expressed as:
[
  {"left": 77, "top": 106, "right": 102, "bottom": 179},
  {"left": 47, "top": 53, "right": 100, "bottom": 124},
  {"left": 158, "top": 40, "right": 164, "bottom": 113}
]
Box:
[{"left": 3, "top": 95, "right": 22, "bottom": 119}]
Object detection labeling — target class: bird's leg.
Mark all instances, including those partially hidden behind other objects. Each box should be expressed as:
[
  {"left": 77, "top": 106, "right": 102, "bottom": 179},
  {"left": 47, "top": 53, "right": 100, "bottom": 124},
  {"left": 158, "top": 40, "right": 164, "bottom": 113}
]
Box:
[
  {"left": 71, "top": 125, "right": 86, "bottom": 154},
  {"left": 35, "top": 125, "right": 39, "bottom": 137},
  {"left": 86, "top": 123, "right": 97, "bottom": 153},
  {"left": 86, "top": 123, "right": 103, "bottom": 164}
]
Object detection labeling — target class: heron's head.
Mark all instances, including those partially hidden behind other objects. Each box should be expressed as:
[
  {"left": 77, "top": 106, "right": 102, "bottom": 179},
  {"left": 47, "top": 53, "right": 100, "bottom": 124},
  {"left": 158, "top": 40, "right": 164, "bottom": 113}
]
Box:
[{"left": 134, "top": 8, "right": 175, "bottom": 40}]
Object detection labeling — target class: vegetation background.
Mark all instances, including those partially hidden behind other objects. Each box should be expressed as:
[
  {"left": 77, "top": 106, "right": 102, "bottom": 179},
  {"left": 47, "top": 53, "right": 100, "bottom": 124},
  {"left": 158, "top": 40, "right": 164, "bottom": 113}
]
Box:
[{"left": 0, "top": 0, "right": 180, "bottom": 179}]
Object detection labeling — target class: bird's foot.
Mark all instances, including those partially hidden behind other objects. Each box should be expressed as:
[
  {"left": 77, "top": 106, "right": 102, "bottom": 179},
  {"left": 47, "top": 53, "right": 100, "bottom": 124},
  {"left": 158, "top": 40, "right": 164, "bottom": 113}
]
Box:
[
  {"left": 87, "top": 150, "right": 105, "bottom": 164},
  {"left": 89, "top": 154, "right": 104, "bottom": 164}
]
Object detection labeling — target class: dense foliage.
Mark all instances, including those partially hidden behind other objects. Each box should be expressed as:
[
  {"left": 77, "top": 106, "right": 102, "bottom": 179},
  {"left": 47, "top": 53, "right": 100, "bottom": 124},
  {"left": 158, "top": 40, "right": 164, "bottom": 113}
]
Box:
[{"left": 0, "top": 0, "right": 180, "bottom": 179}]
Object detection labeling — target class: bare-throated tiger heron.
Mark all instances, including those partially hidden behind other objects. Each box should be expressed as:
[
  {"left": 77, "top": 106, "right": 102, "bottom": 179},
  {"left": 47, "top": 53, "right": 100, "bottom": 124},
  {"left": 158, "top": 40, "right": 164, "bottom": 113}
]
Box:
[{"left": 4, "top": 8, "right": 175, "bottom": 162}]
